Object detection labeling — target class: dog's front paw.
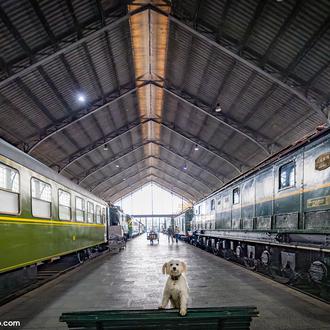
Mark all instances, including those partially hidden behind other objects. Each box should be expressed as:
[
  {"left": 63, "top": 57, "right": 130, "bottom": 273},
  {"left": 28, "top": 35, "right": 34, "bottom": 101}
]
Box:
[
  {"left": 158, "top": 306, "right": 165, "bottom": 310},
  {"left": 179, "top": 309, "right": 187, "bottom": 316}
]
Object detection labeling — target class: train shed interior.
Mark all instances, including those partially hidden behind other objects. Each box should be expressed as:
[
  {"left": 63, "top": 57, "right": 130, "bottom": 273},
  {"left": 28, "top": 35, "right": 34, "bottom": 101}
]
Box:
[{"left": 0, "top": 0, "right": 330, "bottom": 329}]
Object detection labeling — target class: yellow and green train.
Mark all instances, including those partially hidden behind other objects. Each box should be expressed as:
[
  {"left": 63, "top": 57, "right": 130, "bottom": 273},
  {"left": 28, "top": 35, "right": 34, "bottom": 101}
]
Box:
[
  {"left": 0, "top": 138, "right": 111, "bottom": 276},
  {"left": 190, "top": 128, "right": 330, "bottom": 299}
]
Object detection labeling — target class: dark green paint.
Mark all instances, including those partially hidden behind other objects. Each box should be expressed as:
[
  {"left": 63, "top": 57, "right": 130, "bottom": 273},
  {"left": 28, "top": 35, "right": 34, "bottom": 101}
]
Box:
[{"left": 60, "top": 306, "right": 259, "bottom": 330}]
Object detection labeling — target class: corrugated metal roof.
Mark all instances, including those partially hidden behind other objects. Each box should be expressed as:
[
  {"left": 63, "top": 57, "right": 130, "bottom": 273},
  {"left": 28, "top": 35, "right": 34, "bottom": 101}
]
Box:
[{"left": 0, "top": 0, "right": 328, "bottom": 204}]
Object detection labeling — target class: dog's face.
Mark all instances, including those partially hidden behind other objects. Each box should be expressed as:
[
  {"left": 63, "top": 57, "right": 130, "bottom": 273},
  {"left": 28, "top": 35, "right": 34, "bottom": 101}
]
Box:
[{"left": 162, "top": 259, "right": 187, "bottom": 276}]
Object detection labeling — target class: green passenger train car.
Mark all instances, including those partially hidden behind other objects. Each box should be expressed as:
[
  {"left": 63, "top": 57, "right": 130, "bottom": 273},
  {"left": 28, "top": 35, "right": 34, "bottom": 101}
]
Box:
[
  {"left": 191, "top": 128, "right": 330, "bottom": 299},
  {"left": 0, "top": 138, "right": 108, "bottom": 274}
]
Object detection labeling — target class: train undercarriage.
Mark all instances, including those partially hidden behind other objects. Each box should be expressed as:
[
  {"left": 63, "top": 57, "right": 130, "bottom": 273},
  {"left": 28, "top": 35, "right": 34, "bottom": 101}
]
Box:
[{"left": 187, "top": 230, "right": 330, "bottom": 302}]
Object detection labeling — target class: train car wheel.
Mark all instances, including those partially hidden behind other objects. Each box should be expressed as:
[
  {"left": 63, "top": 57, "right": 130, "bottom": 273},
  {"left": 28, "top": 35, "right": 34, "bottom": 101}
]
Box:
[
  {"left": 308, "top": 261, "right": 327, "bottom": 284},
  {"left": 244, "top": 258, "right": 256, "bottom": 270},
  {"left": 77, "top": 250, "right": 86, "bottom": 264}
]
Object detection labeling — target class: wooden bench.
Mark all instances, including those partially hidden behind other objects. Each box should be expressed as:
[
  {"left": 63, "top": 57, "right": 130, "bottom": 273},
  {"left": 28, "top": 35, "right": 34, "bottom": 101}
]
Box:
[{"left": 60, "top": 306, "right": 259, "bottom": 329}]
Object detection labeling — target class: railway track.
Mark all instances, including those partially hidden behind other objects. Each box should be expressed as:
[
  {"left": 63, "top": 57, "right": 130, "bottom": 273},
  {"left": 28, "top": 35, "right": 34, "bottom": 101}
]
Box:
[{"left": 0, "top": 248, "right": 113, "bottom": 307}]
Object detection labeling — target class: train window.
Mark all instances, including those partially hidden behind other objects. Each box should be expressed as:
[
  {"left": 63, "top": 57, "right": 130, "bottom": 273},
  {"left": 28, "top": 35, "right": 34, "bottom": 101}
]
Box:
[
  {"left": 102, "top": 207, "right": 106, "bottom": 224},
  {"left": 0, "top": 163, "right": 19, "bottom": 214},
  {"left": 75, "top": 197, "right": 85, "bottom": 222},
  {"left": 87, "top": 202, "right": 94, "bottom": 223},
  {"left": 58, "top": 189, "right": 71, "bottom": 220},
  {"left": 279, "top": 161, "right": 295, "bottom": 189},
  {"left": 233, "top": 188, "right": 240, "bottom": 205},
  {"left": 96, "top": 205, "right": 102, "bottom": 224},
  {"left": 31, "top": 178, "right": 51, "bottom": 218},
  {"left": 211, "top": 199, "right": 215, "bottom": 210}
]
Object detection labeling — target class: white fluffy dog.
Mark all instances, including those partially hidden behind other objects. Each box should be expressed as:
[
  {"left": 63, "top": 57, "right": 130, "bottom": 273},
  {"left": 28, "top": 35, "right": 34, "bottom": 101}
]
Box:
[{"left": 159, "top": 259, "right": 189, "bottom": 316}]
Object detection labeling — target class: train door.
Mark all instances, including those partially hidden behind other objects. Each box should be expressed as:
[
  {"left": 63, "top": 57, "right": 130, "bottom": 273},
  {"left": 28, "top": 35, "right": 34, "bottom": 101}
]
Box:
[
  {"left": 231, "top": 186, "right": 241, "bottom": 229},
  {"left": 274, "top": 153, "right": 303, "bottom": 230},
  {"left": 255, "top": 169, "right": 274, "bottom": 230},
  {"left": 303, "top": 136, "right": 330, "bottom": 230}
]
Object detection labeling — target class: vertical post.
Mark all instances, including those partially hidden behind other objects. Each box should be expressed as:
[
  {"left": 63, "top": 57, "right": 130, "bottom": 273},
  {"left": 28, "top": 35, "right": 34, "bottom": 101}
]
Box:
[
  {"left": 299, "top": 152, "right": 305, "bottom": 230},
  {"left": 171, "top": 191, "right": 173, "bottom": 219},
  {"left": 130, "top": 192, "right": 133, "bottom": 215},
  {"left": 151, "top": 182, "right": 154, "bottom": 229}
]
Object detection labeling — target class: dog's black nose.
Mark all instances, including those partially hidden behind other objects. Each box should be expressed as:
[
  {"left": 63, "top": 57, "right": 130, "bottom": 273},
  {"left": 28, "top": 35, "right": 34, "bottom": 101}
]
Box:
[{"left": 173, "top": 267, "right": 176, "bottom": 271}]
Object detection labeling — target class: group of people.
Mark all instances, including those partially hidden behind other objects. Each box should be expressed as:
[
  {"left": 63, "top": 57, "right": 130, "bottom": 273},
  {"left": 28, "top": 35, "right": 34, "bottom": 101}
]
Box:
[{"left": 167, "top": 225, "right": 180, "bottom": 243}]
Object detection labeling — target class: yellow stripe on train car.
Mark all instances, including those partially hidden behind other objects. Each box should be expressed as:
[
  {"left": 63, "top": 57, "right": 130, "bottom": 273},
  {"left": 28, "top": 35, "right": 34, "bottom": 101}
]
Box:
[{"left": 0, "top": 215, "right": 105, "bottom": 228}]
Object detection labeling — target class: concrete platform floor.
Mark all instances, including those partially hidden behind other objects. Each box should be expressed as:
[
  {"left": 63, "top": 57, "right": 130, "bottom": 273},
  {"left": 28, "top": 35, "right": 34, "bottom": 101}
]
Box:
[{"left": 1, "top": 233, "right": 330, "bottom": 329}]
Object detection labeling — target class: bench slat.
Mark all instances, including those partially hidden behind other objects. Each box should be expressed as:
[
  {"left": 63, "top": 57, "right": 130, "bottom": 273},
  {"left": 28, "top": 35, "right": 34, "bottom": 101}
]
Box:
[{"left": 60, "top": 306, "right": 259, "bottom": 330}]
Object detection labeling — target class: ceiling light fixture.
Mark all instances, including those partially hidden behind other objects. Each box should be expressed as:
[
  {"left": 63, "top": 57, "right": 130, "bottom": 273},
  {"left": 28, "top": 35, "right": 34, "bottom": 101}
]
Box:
[
  {"left": 103, "top": 144, "right": 108, "bottom": 151},
  {"left": 116, "top": 164, "right": 120, "bottom": 168},
  {"left": 77, "top": 93, "right": 86, "bottom": 103},
  {"left": 214, "top": 103, "right": 222, "bottom": 112},
  {"left": 194, "top": 144, "right": 199, "bottom": 151},
  {"left": 183, "top": 163, "right": 187, "bottom": 170}
]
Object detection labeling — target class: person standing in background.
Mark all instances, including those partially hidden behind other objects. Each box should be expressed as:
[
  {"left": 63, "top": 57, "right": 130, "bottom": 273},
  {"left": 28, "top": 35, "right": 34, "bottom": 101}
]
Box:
[
  {"left": 167, "top": 226, "right": 174, "bottom": 243},
  {"left": 175, "top": 226, "right": 180, "bottom": 243}
]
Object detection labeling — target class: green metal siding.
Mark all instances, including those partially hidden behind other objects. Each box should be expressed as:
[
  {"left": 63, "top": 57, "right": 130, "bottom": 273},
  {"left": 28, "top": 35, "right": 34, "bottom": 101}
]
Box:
[{"left": 0, "top": 220, "right": 105, "bottom": 272}]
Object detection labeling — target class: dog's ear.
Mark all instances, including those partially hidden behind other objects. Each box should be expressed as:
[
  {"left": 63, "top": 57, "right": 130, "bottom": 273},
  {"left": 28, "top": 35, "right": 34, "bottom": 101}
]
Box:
[
  {"left": 162, "top": 262, "right": 168, "bottom": 275},
  {"left": 181, "top": 261, "right": 187, "bottom": 273}
]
